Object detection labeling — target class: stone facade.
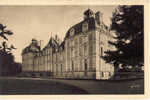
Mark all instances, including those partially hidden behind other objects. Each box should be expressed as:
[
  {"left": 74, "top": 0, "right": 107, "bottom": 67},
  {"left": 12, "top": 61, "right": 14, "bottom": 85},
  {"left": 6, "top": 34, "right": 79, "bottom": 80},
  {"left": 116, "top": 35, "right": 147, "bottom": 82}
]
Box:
[{"left": 22, "top": 9, "right": 114, "bottom": 80}]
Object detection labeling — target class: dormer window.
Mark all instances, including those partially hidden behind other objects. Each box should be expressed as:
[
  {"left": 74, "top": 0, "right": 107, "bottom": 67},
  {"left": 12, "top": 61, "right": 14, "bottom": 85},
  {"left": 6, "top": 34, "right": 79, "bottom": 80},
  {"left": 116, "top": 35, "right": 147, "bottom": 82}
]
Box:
[
  {"left": 70, "top": 28, "right": 75, "bottom": 36},
  {"left": 82, "top": 22, "right": 88, "bottom": 32}
]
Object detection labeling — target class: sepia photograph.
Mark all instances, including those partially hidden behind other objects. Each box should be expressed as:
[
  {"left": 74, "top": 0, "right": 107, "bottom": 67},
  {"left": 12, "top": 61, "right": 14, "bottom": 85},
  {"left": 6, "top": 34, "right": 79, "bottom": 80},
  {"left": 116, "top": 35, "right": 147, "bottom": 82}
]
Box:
[{"left": 0, "top": 5, "right": 144, "bottom": 95}]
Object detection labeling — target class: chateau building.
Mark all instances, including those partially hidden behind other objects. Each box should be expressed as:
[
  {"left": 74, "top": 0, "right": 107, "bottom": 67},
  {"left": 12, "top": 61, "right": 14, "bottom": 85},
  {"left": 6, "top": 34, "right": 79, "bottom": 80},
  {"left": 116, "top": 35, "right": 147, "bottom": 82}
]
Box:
[{"left": 22, "top": 9, "right": 114, "bottom": 80}]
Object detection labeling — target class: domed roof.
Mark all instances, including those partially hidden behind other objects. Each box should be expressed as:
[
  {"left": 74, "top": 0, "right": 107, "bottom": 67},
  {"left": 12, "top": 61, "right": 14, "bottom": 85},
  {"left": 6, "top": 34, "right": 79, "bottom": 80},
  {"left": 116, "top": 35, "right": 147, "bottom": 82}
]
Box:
[
  {"left": 22, "top": 39, "right": 41, "bottom": 55},
  {"left": 64, "top": 17, "right": 96, "bottom": 39}
]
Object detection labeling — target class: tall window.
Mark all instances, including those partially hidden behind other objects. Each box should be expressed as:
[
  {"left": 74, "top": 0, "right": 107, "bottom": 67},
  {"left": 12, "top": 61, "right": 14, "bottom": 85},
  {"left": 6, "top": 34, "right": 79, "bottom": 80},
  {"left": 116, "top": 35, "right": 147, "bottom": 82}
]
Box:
[
  {"left": 102, "top": 72, "right": 104, "bottom": 77},
  {"left": 84, "top": 59, "right": 88, "bottom": 76},
  {"left": 71, "top": 48, "right": 74, "bottom": 57},
  {"left": 72, "top": 61, "right": 74, "bottom": 71},
  {"left": 80, "top": 60, "right": 82, "bottom": 71},
  {"left": 84, "top": 59, "right": 88, "bottom": 70},
  {"left": 84, "top": 44, "right": 87, "bottom": 56},
  {"left": 61, "top": 64, "right": 63, "bottom": 72},
  {"left": 101, "top": 47, "right": 103, "bottom": 56},
  {"left": 88, "top": 34, "right": 92, "bottom": 41},
  {"left": 82, "top": 22, "right": 88, "bottom": 32}
]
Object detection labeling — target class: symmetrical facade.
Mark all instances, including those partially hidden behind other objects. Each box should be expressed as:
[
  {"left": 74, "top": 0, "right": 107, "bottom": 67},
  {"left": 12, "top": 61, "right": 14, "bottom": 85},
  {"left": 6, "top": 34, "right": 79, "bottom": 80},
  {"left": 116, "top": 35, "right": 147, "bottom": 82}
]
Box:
[{"left": 22, "top": 9, "right": 114, "bottom": 80}]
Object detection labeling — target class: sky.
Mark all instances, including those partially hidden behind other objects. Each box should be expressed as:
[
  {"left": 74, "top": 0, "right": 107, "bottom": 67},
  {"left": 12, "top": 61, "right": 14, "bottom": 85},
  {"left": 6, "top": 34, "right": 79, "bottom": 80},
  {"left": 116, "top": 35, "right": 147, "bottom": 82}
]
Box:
[{"left": 0, "top": 5, "right": 117, "bottom": 62}]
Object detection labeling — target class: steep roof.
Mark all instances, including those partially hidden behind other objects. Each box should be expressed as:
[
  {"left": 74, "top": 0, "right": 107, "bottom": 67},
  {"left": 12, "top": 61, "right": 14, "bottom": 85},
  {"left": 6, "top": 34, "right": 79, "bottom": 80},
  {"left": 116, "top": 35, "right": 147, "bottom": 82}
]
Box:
[
  {"left": 42, "top": 37, "right": 59, "bottom": 51},
  {"left": 59, "top": 41, "right": 65, "bottom": 50}
]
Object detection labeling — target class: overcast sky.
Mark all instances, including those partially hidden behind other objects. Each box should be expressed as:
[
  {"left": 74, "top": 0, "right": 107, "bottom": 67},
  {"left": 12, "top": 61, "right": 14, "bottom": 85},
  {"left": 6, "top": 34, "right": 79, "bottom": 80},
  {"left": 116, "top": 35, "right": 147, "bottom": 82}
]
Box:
[{"left": 0, "top": 5, "right": 117, "bottom": 62}]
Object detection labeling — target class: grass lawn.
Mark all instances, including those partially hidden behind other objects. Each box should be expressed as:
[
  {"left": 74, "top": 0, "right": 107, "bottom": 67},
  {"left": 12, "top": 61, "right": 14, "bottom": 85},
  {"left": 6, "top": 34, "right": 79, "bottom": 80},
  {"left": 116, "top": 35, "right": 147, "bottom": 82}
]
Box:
[
  {"left": 0, "top": 77, "right": 144, "bottom": 94},
  {"left": 0, "top": 77, "right": 88, "bottom": 94},
  {"left": 48, "top": 78, "right": 144, "bottom": 94}
]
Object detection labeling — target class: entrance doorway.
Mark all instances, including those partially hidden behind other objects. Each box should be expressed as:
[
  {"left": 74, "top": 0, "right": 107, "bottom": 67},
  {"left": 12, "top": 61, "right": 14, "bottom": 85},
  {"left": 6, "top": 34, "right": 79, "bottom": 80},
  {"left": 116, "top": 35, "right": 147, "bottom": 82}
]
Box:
[
  {"left": 84, "top": 59, "right": 87, "bottom": 76},
  {"left": 72, "top": 61, "right": 74, "bottom": 71}
]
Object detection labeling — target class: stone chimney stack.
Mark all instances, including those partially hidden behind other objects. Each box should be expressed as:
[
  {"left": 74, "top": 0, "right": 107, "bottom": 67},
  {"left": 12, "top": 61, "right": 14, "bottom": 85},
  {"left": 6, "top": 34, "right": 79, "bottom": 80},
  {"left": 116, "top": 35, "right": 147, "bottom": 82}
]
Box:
[{"left": 95, "top": 11, "right": 103, "bottom": 25}]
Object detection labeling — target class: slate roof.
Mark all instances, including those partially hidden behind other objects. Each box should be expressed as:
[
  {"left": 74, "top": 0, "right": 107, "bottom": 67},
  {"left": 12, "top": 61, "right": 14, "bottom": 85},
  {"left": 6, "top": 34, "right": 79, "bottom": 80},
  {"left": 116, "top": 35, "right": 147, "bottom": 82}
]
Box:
[
  {"left": 22, "top": 38, "right": 41, "bottom": 55},
  {"left": 59, "top": 41, "right": 65, "bottom": 50},
  {"left": 64, "top": 17, "right": 96, "bottom": 40},
  {"left": 22, "top": 9, "right": 111, "bottom": 55},
  {"left": 22, "top": 44, "right": 40, "bottom": 55},
  {"left": 42, "top": 37, "right": 59, "bottom": 51}
]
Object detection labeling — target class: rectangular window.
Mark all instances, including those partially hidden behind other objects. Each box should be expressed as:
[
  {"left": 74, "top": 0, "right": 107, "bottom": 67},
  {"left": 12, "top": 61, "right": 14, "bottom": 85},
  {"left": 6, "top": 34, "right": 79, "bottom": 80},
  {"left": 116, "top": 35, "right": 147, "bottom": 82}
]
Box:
[
  {"left": 79, "top": 60, "right": 82, "bottom": 71},
  {"left": 109, "top": 72, "right": 111, "bottom": 76},
  {"left": 79, "top": 47, "right": 82, "bottom": 56},
  {"left": 80, "top": 37, "right": 82, "bottom": 44},
  {"left": 101, "top": 47, "right": 103, "bottom": 56},
  {"left": 102, "top": 72, "right": 104, "bottom": 77},
  {"left": 88, "top": 34, "right": 92, "bottom": 41},
  {"left": 82, "top": 22, "right": 88, "bottom": 32}
]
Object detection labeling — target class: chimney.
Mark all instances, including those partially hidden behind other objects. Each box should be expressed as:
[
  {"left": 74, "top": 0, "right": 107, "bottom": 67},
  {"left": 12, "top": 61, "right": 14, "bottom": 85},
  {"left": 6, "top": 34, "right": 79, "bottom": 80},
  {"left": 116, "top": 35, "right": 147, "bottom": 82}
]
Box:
[{"left": 95, "top": 11, "right": 103, "bottom": 25}]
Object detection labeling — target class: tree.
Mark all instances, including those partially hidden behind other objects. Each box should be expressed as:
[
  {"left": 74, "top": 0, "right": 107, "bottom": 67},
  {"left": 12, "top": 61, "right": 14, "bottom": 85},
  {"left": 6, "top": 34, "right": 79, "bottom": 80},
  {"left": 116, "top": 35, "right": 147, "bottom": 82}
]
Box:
[
  {"left": 0, "top": 23, "right": 15, "bottom": 53},
  {"left": 0, "top": 24, "right": 13, "bottom": 40},
  {"left": 0, "top": 23, "right": 19, "bottom": 76},
  {"left": 102, "top": 6, "right": 144, "bottom": 71}
]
